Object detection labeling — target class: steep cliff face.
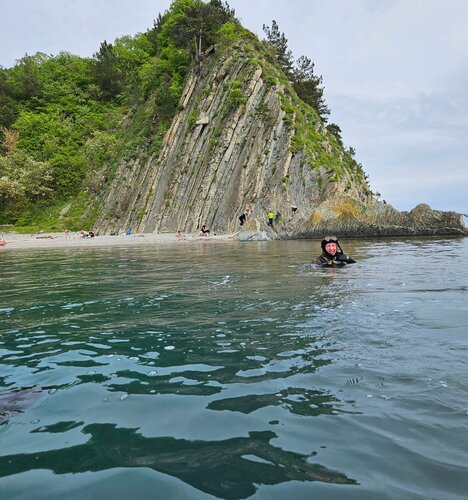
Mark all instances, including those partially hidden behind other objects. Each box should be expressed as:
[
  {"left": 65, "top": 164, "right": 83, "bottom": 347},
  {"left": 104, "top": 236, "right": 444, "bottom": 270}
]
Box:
[
  {"left": 94, "top": 38, "right": 466, "bottom": 238},
  {"left": 95, "top": 39, "right": 371, "bottom": 236}
]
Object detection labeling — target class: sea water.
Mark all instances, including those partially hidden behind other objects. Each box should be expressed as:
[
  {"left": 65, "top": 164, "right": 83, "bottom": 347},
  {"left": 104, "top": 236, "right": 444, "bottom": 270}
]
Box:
[{"left": 0, "top": 238, "right": 467, "bottom": 499}]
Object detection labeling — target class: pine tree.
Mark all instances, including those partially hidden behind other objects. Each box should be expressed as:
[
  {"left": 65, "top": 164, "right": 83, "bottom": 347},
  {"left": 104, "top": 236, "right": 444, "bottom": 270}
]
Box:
[
  {"left": 262, "top": 22, "right": 330, "bottom": 122},
  {"left": 326, "top": 123, "right": 343, "bottom": 145},
  {"left": 292, "top": 56, "right": 330, "bottom": 122},
  {"left": 262, "top": 20, "right": 294, "bottom": 79},
  {"left": 92, "top": 41, "right": 123, "bottom": 99}
]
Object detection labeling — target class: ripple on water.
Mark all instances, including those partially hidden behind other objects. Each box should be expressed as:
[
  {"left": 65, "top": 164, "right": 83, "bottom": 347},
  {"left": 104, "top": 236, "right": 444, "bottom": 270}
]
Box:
[{"left": 1, "top": 240, "right": 467, "bottom": 498}]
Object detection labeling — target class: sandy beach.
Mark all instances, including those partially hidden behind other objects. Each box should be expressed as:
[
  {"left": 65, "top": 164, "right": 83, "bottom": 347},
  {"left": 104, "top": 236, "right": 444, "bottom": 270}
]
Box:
[{"left": 0, "top": 231, "right": 239, "bottom": 251}]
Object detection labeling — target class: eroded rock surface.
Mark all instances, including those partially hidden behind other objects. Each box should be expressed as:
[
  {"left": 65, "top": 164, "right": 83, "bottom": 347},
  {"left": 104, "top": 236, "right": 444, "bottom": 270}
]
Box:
[{"left": 95, "top": 42, "right": 466, "bottom": 238}]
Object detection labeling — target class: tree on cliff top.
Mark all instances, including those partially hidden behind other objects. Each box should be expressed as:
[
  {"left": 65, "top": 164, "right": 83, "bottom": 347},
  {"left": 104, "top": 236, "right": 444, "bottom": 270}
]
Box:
[
  {"left": 263, "top": 20, "right": 330, "bottom": 123},
  {"left": 292, "top": 55, "right": 330, "bottom": 123},
  {"left": 148, "top": 0, "right": 236, "bottom": 56},
  {"left": 262, "top": 20, "right": 294, "bottom": 79}
]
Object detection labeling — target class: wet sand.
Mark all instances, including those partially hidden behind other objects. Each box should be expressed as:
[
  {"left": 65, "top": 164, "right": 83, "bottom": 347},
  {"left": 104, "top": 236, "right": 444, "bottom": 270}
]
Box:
[{"left": 0, "top": 231, "right": 239, "bottom": 251}]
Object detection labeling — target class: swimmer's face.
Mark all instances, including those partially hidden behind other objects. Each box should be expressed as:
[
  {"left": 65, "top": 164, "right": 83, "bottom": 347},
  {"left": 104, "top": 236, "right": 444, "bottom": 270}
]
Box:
[{"left": 325, "top": 242, "right": 337, "bottom": 255}]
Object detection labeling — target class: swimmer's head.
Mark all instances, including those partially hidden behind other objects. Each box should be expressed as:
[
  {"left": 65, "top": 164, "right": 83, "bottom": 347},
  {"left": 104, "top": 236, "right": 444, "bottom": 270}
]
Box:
[{"left": 321, "top": 236, "right": 341, "bottom": 257}]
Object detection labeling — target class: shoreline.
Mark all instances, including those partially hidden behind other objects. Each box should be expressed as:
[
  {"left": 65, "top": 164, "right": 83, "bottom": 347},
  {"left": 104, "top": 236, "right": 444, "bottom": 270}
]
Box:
[
  {"left": 0, "top": 231, "right": 239, "bottom": 251},
  {"left": 1, "top": 230, "right": 466, "bottom": 252}
]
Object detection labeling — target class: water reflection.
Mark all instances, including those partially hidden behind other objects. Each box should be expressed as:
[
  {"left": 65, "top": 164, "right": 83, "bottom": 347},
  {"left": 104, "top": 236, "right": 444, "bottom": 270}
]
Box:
[
  {"left": 0, "top": 244, "right": 361, "bottom": 498},
  {"left": 207, "top": 388, "right": 358, "bottom": 416},
  {"left": 0, "top": 387, "right": 49, "bottom": 423},
  {"left": 0, "top": 423, "right": 357, "bottom": 498}
]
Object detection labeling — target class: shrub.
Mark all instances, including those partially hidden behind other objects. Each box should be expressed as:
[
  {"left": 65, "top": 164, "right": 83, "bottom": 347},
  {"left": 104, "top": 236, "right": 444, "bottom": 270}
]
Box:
[{"left": 227, "top": 80, "right": 247, "bottom": 108}]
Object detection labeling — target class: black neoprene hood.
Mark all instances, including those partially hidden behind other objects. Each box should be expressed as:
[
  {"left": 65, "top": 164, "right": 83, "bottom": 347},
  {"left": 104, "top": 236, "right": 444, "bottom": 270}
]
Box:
[{"left": 321, "top": 236, "right": 342, "bottom": 258}]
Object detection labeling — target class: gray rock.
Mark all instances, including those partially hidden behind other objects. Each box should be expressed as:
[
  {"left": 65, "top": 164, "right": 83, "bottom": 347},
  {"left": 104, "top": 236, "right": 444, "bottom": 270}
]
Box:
[
  {"left": 196, "top": 115, "right": 210, "bottom": 125},
  {"left": 94, "top": 41, "right": 467, "bottom": 239},
  {"left": 238, "top": 230, "right": 270, "bottom": 241}
]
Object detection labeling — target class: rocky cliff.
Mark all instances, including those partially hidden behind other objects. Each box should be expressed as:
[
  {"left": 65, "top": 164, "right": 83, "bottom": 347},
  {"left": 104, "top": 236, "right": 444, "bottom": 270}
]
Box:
[{"left": 94, "top": 38, "right": 467, "bottom": 238}]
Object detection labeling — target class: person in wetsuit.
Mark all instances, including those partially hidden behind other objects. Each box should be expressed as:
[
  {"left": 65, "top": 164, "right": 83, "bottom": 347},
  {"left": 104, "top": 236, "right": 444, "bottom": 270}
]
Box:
[
  {"left": 312, "top": 236, "right": 356, "bottom": 267},
  {"left": 200, "top": 223, "right": 210, "bottom": 236}
]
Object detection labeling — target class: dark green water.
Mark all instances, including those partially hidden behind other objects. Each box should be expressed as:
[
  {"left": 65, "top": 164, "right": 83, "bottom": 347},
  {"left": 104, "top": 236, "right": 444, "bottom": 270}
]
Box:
[{"left": 1, "top": 238, "right": 467, "bottom": 499}]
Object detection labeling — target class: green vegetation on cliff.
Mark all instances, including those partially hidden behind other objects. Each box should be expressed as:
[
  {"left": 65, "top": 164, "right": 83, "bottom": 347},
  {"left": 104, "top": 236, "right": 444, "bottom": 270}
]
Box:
[{"left": 0, "top": 0, "right": 368, "bottom": 232}]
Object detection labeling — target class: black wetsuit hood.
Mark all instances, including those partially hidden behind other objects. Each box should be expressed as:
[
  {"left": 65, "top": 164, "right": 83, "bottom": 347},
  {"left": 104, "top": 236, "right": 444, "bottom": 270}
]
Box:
[{"left": 320, "top": 236, "right": 343, "bottom": 259}]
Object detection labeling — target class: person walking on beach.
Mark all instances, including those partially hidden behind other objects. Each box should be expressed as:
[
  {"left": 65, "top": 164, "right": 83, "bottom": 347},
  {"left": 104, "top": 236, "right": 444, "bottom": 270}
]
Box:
[{"left": 312, "top": 236, "right": 356, "bottom": 267}]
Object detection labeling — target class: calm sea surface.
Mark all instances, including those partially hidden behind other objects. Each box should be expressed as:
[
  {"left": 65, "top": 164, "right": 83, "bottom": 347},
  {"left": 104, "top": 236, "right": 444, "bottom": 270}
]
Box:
[{"left": 1, "top": 238, "right": 467, "bottom": 499}]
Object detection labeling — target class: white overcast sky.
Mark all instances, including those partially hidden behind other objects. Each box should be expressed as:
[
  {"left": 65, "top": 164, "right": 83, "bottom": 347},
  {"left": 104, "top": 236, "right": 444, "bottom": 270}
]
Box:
[{"left": 1, "top": 0, "right": 467, "bottom": 212}]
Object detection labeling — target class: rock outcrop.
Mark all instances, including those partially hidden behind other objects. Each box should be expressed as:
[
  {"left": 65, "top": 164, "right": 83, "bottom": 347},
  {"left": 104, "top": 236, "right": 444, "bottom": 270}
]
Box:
[
  {"left": 292, "top": 202, "right": 467, "bottom": 238},
  {"left": 94, "top": 40, "right": 467, "bottom": 238}
]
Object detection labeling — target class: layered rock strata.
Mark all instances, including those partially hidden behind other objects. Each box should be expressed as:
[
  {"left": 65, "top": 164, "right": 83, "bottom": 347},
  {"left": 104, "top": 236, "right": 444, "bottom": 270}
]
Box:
[{"left": 95, "top": 42, "right": 466, "bottom": 238}]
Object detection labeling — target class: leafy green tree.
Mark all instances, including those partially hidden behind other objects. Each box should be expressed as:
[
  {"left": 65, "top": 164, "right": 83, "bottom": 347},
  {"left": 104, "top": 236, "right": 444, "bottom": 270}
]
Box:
[
  {"left": 83, "top": 130, "right": 118, "bottom": 168},
  {"left": 162, "top": 0, "right": 235, "bottom": 54},
  {"left": 0, "top": 150, "right": 54, "bottom": 221},
  {"left": 38, "top": 52, "right": 94, "bottom": 101},
  {"left": 113, "top": 35, "right": 152, "bottom": 76},
  {"left": 0, "top": 126, "right": 19, "bottom": 153},
  {"left": 0, "top": 70, "right": 18, "bottom": 128},
  {"left": 7, "top": 53, "right": 46, "bottom": 103},
  {"left": 227, "top": 80, "right": 246, "bottom": 108}
]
